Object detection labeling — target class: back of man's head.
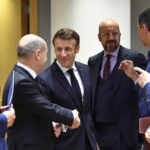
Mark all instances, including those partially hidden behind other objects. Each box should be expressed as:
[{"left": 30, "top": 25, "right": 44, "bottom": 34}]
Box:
[
  {"left": 17, "top": 34, "right": 47, "bottom": 59},
  {"left": 138, "top": 8, "right": 150, "bottom": 32}
]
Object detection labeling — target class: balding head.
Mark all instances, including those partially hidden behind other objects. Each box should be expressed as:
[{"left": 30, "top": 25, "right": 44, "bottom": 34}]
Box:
[
  {"left": 17, "top": 34, "right": 47, "bottom": 58},
  {"left": 99, "top": 19, "right": 120, "bottom": 33},
  {"left": 98, "top": 19, "right": 121, "bottom": 53}
]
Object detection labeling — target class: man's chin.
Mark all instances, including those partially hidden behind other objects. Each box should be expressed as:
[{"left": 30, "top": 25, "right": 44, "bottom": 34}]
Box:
[
  {"left": 105, "top": 47, "right": 116, "bottom": 53},
  {"left": 60, "top": 62, "right": 68, "bottom": 68}
]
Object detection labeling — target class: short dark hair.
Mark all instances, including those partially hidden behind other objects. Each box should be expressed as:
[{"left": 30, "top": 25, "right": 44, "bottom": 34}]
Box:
[
  {"left": 52, "top": 28, "right": 80, "bottom": 48},
  {"left": 138, "top": 8, "right": 150, "bottom": 32}
]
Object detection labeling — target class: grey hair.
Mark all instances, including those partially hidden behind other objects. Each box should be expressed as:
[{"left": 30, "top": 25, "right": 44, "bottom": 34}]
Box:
[{"left": 17, "top": 34, "right": 47, "bottom": 58}]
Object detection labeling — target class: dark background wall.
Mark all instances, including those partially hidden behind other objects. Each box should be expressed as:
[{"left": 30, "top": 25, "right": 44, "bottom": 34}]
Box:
[{"left": 38, "top": 0, "right": 51, "bottom": 67}]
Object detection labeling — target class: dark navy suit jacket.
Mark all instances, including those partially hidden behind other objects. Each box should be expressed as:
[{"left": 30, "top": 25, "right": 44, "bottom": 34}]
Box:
[
  {"left": 38, "top": 61, "right": 98, "bottom": 150},
  {"left": 88, "top": 45, "right": 147, "bottom": 148},
  {"left": 2, "top": 65, "right": 74, "bottom": 150}
]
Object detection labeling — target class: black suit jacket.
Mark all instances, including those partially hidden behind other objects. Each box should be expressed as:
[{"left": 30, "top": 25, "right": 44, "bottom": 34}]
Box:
[
  {"left": 88, "top": 45, "right": 147, "bottom": 147},
  {"left": 2, "top": 65, "right": 74, "bottom": 150},
  {"left": 38, "top": 61, "right": 98, "bottom": 150}
]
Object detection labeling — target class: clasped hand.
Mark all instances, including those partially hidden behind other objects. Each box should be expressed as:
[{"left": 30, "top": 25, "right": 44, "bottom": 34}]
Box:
[{"left": 52, "top": 109, "right": 80, "bottom": 138}]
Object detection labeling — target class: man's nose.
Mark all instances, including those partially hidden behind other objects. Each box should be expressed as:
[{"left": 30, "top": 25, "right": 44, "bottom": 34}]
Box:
[
  {"left": 61, "top": 50, "right": 66, "bottom": 56},
  {"left": 108, "top": 32, "right": 115, "bottom": 40}
]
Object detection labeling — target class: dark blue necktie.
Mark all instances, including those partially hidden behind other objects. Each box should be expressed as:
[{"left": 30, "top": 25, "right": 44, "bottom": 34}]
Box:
[{"left": 67, "top": 69, "right": 82, "bottom": 101}]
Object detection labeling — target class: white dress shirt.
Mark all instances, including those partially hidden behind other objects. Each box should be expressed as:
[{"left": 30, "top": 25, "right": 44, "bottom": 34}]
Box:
[
  {"left": 56, "top": 60, "right": 84, "bottom": 132},
  {"left": 17, "top": 62, "right": 37, "bottom": 79},
  {"left": 56, "top": 61, "right": 84, "bottom": 99}
]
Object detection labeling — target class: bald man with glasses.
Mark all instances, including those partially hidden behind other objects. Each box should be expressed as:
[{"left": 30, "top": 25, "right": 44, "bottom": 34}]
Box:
[{"left": 88, "top": 19, "right": 147, "bottom": 150}]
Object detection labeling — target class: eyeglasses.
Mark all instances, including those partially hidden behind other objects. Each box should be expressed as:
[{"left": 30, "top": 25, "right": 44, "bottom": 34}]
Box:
[{"left": 101, "top": 31, "right": 120, "bottom": 38}]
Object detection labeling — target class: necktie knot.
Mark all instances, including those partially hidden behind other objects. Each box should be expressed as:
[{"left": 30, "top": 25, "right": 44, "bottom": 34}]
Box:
[
  {"left": 67, "top": 68, "right": 74, "bottom": 76},
  {"left": 106, "top": 54, "right": 111, "bottom": 59}
]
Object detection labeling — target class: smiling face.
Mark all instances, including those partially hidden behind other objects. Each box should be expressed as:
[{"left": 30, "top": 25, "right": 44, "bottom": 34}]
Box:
[
  {"left": 98, "top": 19, "right": 121, "bottom": 53},
  {"left": 54, "top": 38, "right": 79, "bottom": 68}
]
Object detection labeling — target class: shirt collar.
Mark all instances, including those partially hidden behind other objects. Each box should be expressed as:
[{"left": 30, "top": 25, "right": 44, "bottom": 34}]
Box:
[
  {"left": 56, "top": 60, "right": 77, "bottom": 73},
  {"left": 17, "top": 62, "right": 37, "bottom": 79},
  {"left": 104, "top": 45, "right": 120, "bottom": 57}
]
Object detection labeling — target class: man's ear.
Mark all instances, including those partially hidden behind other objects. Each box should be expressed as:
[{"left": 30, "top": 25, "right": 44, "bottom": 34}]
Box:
[
  {"left": 75, "top": 45, "right": 80, "bottom": 54},
  {"left": 98, "top": 33, "right": 101, "bottom": 42},
  {"left": 142, "top": 24, "right": 148, "bottom": 33},
  {"left": 35, "top": 49, "right": 41, "bottom": 60}
]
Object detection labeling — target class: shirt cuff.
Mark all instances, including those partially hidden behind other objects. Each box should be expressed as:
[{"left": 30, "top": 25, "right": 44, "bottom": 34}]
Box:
[{"left": 62, "top": 124, "right": 68, "bottom": 132}]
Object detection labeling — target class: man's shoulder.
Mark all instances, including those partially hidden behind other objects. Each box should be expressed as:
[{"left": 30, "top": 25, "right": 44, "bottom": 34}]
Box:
[
  {"left": 120, "top": 45, "right": 143, "bottom": 56},
  {"left": 38, "top": 65, "right": 52, "bottom": 80},
  {"left": 75, "top": 61, "right": 89, "bottom": 69},
  {"left": 14, "top": 65, "right": 34, "bottom": 82},
  {"left": 89, "top": 51, "right": 103, "bottom": 60},
  {"left": 120, "top": 45, "right": 147, "bottom": 69}
]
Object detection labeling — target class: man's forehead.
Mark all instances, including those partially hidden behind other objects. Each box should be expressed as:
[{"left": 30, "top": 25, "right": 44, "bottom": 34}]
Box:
[{"left": 100, "top": 26, "right": 119, "bottom": 32}]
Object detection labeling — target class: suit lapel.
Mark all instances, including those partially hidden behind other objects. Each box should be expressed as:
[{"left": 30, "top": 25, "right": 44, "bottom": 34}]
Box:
[
  {"left": 109, "top": 46, "right": 129, "bottom": 91},
  {"left": 91, "top": 52, "right": 103, "bottom": 101},
  {"left": 51, "top": 62, "right": 81, "bottom": 110},
  {"left": 75, "top": 62, "right": 87, "bottom": 106}
]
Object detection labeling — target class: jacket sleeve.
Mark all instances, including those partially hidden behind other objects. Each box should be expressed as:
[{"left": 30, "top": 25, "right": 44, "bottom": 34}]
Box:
[{"left": 0, "top": 114, "right": 7, "bottom": 137}]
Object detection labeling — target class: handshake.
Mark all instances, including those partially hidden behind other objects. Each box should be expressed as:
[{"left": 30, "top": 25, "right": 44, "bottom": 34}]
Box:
[
  {"left": 70, "top": 109, "right": 80, "bottom": 129},
  {"left": 53, "top": 109, "right": 80, "bottom": 138}
]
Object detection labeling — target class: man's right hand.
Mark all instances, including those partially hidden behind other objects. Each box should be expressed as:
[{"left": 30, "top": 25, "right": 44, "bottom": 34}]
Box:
[
  {"left": 134, "top": 67, "right": 150, "bottom": 87},
  {"left": 119, "top": 60, "right": 139, "bottom": 82},
  {"left": 70, "top": 109, "right": 80, "bottom": 129}
]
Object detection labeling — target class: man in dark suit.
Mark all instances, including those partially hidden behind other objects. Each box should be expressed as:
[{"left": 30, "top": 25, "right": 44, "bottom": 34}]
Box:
[
  {"left": 38, "top": 28, "right": 98, "bottom": 150},
  {"left": 119, "top": 8, "right": 150, "bottom": 146},
  {"left": 2, "top": 34, "right": 80, "bottom": 150},
  {"left": 88, "top": 19, "right": 147, "bottom": 150}
]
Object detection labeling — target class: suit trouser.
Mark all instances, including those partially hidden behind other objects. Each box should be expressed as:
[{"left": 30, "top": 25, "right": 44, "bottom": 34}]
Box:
[
  {"left": 95, "top": 122, "right": 139, "bottom": 150},
  {"left": 99, "top": 136, "right": 139, "bottom": 150},
  {"left": 85, "top": 132, "right": 93, "bottom": 150}
]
